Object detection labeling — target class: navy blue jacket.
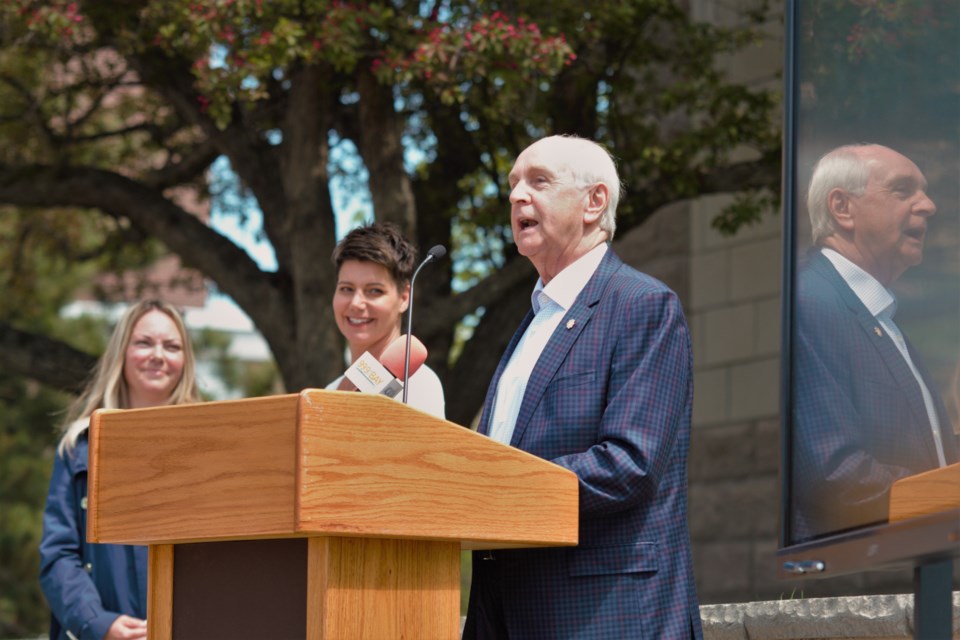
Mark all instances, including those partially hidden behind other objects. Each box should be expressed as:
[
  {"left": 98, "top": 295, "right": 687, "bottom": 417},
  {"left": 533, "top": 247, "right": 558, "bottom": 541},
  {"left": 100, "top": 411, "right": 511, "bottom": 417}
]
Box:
[
  {"left": 39, "top": 431, "right": 148, "bottom": 640},
  {"left": 465, "top": 250, "right": 702, "bottom": 639},
  {"left": 792, "top": 251, "right": 958, "bottom": 541}
]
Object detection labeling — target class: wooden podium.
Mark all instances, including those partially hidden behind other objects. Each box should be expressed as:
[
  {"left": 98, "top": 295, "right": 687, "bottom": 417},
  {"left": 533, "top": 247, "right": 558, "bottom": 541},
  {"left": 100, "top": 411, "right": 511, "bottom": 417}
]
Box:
[
  {"left": 888, "top": 461, "right": 960, "bottom": 523},
  {"left": 87, "top": 390, "right": 579, "bottom": 639}
]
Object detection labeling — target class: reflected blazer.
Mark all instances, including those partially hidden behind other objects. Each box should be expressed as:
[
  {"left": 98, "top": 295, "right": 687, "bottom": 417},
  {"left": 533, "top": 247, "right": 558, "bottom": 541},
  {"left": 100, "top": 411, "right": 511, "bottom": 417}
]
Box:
[{"left": 792, "top": 250, "right": 958, "bottom": 540}]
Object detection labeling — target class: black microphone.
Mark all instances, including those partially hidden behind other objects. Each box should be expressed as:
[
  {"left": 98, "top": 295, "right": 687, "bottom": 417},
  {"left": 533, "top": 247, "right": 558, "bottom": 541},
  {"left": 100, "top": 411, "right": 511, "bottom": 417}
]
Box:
[{"left": 403, "top": 245, "right": 446, "bottom": 404}]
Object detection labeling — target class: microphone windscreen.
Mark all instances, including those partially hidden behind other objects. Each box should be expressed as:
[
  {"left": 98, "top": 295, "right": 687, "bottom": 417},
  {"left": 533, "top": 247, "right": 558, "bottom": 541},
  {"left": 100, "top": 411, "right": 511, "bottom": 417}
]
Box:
[
  {"left": 427, "top": 245, "right": 447, "bottom": 260},
  {"left": 380, "top": 334, "right": 428, "bottom": 379}
]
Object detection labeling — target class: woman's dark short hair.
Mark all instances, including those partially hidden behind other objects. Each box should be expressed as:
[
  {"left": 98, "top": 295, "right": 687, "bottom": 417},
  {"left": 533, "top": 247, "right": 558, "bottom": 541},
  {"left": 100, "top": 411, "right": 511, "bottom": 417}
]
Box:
[{"left": 332, "top": 222, "right": 419, "bottom": 287}]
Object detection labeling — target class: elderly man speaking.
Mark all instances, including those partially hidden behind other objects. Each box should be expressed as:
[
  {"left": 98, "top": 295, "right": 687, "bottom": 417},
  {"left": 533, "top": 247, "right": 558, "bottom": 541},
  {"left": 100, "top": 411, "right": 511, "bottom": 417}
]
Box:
[{"left": 463, "top": 135, "right": 703, "bottom": 639}]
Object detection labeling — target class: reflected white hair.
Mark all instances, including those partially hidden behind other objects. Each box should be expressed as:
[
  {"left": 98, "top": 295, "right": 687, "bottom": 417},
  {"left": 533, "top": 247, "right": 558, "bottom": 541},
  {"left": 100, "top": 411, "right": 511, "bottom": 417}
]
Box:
[{"left": 807, "top": 144, "right": 877, "bottom": 245}]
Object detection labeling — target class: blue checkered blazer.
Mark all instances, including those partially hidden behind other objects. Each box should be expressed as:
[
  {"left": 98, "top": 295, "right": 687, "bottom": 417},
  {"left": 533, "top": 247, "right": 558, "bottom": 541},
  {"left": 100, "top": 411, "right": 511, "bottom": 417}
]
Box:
[
  {"left": 464, "top": 249, "right": 703, "bottom": 639},
  {"left": 791, "top": 250, "right": 958, "bottom": 541}
]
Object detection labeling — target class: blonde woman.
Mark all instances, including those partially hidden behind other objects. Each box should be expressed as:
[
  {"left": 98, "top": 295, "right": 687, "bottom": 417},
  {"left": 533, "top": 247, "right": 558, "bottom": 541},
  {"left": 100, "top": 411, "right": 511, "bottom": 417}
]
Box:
[{"left": 39, "top": 300, "right": 201, "bottom": 640}]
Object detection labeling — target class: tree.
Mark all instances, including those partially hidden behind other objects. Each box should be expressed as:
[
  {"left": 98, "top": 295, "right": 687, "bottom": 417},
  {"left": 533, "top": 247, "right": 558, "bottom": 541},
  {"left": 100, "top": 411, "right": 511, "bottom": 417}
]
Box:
[
  {"left": 0, "top": 374, "right": 69, "bottom": 637},
  {"left": 0, "top": 0, "right": 781, "bottom": 426}
]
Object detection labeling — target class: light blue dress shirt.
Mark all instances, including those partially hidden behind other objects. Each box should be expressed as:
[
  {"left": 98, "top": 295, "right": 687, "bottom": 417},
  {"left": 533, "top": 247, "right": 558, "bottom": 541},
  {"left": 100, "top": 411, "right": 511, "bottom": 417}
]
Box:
[{"left": 488, "top": 243, "right": 609, "bottom": 446}]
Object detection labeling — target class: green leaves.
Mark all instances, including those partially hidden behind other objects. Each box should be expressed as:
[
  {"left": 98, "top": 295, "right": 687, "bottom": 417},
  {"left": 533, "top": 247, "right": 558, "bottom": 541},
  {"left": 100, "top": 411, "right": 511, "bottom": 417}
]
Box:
[{"left": 710, "top": 189, "right": 779, "bottom": 237}]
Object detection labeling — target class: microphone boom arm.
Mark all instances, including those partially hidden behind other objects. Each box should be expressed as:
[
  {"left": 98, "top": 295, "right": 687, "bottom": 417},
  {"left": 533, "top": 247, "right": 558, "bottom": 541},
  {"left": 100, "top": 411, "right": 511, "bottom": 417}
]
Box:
[{"left": 403, "top": 245, "right": 446, "bottom": 404}]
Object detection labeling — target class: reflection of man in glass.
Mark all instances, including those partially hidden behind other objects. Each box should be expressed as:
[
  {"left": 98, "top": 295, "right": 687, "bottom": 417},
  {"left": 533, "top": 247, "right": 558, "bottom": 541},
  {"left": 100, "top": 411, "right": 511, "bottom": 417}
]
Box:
[{"left": 792, "top": 143, "right": 959, "bottom": 541}]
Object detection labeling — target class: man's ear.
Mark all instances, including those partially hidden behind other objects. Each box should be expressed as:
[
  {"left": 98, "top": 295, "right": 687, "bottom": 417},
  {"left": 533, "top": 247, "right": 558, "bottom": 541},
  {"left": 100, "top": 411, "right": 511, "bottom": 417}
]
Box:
[
  {"left": 583, "top": 183, "right": 609, "bottom": 226},
  {"left": 827, "top": 188, "right": 855, "bottom": 231},
  {"left": 399, "top": 282, "right": 410, "bottom": 313}
]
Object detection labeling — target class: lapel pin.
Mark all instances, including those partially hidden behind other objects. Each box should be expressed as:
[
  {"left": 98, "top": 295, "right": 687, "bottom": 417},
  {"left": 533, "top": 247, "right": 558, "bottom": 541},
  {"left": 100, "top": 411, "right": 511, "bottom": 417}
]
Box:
[
  {"left": 566, "top": 319, "right": 576, "bottom": 330},
  {"left": 874, "top": 327, "right": 882, "bottom": 337}
]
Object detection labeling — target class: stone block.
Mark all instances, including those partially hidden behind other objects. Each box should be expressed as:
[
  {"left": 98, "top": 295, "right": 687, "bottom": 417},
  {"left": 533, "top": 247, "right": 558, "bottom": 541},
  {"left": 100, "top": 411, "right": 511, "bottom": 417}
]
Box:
[
  {"left": 703, "top": 303, "right": 757, "bottom": 365},
  {"left": 730, "top": 358, "right": 780, "bottom": 421},
  {"left": 691, "top": 194, "right": 738, "bottom": 253},
  {"left": 694, "top": 541, "right": 754, "bottom": 600},
  {"left": 691, "top": 312, "right": 706, "bottom": 368},
  {"left": 642, "top": 254, "right": 690, "bottom": 303},
  {"left": 690, "top": 479, "right": 778, "bottom": 539},
  {"left": 617, "top": 201, "right": 689, "bottom": 265},
  {"left": 692, "top": 193, "right": 781, "bottom": 251},
  {"left": 689, "top": 422, "right": 754, "bottom": 481},
  {"left": 691, "top": 250, "right": 731, "bottom": 310},
  {"left": 743, "top": 594, "right": 912, "bottom": 639},
  {"left": 693, "top": 366, "right": 730, "bottom": 427},
  {"left": 700, "top": 602, "right": 749, "bottom": 640},
  {"left": 752, "top": 478, "right": 779, "bottom": 538},
  {"left": 702, "top": 593, "right": 960, "bottom": 640},
  {"left": 731, "top": 238, "right": 782, "bottom": 300},
  {"left": 754, "top": 296, "right": 782, "bottom": 357},
  {"left": 754, "top": 419, "right": 781, "bottom": 475}
]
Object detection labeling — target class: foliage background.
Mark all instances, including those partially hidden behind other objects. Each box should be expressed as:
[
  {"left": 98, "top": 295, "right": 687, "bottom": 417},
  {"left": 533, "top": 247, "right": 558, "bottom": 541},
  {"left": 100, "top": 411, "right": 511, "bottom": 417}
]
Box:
[{"left": 0, "top": 0, "right": 787, "bottom": 634}]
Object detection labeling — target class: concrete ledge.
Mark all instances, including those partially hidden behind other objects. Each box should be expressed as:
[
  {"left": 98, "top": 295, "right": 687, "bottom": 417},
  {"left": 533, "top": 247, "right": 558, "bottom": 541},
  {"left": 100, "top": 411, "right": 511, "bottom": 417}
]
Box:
[{"left": 701, "top": 593, "right": 960, "bottom": 639}]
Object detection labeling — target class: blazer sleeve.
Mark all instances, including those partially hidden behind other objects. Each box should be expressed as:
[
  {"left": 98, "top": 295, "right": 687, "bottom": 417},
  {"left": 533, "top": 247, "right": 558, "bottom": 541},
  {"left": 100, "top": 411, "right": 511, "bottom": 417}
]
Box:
[
  {"left": 39, "top": 449, "right": 119, "bottom": 640},
  {"left": 792, "top": 318, "right": 917, "bottom": 534},
  {"left": 552, "top": 287, "right": 692, "bottom": 517}
]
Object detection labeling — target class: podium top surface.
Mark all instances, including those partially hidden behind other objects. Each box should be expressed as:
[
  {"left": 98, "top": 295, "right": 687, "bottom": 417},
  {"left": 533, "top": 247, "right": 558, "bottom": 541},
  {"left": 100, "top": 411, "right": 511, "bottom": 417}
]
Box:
[
  {"left": 88, "top": 389, "right": 579, "bottom": 549},
  {"left": 888, "top": 461, "right": 960, "bottom": 523}
]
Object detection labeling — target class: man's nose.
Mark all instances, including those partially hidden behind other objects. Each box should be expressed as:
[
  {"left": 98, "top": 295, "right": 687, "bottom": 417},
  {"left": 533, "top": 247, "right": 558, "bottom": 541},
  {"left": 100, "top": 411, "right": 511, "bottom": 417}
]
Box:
[
  {"left": 509, "top": 182, "right": 529, "bottom": 204},
  {"left": 915, "top": 191, "right": 936, "bottom": 217}
]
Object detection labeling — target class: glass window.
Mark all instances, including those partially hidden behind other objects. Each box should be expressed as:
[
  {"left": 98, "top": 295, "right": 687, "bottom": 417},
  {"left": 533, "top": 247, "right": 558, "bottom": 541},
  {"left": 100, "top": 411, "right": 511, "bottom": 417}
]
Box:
[{"left": 785, "top": 1, "right": 959, "bottom": 547}]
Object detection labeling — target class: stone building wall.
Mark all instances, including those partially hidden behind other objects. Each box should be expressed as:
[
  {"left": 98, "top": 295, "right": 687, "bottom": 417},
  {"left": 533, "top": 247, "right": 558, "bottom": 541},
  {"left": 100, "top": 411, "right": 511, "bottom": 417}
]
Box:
[
  {"left": 615, "top": 0, "right": 960, "bottom": 612},
  {"left": 701, "top": 594, "right": 960, "bottom": 639},
  {"left": 687, "top": 196, "right": 784, "bottom": 603}
]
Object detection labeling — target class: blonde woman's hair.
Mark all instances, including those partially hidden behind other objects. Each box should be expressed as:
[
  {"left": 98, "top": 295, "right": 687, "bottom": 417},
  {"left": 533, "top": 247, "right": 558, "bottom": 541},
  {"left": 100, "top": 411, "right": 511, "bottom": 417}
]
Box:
[{"left": 57, "top": 300, "right": 201, "bottom": 457}]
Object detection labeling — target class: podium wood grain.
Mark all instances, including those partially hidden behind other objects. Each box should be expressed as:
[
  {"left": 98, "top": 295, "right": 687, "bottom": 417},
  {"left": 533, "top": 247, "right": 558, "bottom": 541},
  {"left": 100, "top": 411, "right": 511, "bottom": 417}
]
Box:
[
  {"left": 888, "top": 462, "right": 960, "bottom": 522},
  {"left": 89, "top": 394, "right": 300, "bottom": 543},
  {"left": 297, "top": 391, "right": 577, "bottom": 548},
  {"left": 88, "top": 390, "right": 578, "bottom": 548},
  {"left": 147, "top": 545, "right": 173, "bottom": 639},
  {"left": 307, "top": 537, "right": 460, "bottom": 639},
  {"left": 87, "top": 390, "right": 579, "bottom": 639}
]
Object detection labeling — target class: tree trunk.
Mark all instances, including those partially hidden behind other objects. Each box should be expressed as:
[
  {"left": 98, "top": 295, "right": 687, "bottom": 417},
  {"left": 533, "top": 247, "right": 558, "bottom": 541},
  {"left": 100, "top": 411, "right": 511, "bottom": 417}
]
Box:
[
  {"left": 356, "top": 66, "right": 417, "bottom": 238},
  {"left": 280, "top": 64, "right": 342, "bottom": 390}
]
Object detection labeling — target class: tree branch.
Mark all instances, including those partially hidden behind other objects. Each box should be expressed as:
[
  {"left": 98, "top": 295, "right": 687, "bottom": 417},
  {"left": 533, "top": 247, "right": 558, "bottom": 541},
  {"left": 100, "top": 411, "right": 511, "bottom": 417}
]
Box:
[
  {"left": 143, "top": 138, "right": 220, "bottom": 190},
  {"left": 0, "top": 163, "right": 295, "bottom": 365},
  {"left": 0, "top": 321, "right": 96, "bottom": 394},
  {"left": 418, "top": 254, "right": 535, "bottom": 340}
]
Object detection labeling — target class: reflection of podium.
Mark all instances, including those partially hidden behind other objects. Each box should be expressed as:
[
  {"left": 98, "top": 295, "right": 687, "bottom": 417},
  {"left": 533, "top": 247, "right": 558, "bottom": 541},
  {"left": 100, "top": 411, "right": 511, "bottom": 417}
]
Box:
[
  {"left": 888, "top": 462, "right": 960, "bottom": 522},
  {"left": 88, "top": 390, "right": 578, "bottom": 639}
]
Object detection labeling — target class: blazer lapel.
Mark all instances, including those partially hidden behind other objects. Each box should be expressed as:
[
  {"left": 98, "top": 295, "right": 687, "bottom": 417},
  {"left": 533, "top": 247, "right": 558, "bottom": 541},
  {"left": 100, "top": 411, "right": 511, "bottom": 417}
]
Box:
[
  {"left": 810, "top": 252, "right": 942, "bottom": 464},
  {"left": 508, "top": 250, "right": 622, "bottom": 448}
]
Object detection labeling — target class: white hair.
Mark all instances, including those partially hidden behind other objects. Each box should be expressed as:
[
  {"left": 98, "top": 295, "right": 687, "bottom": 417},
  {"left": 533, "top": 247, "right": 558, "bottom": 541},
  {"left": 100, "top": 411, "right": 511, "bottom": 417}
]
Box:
[
  {"left": 807, "top": 144, "right": 876, "bottom": 245},
  {"left": 550, "top": 135, "right": 623, "bottom": 240}
]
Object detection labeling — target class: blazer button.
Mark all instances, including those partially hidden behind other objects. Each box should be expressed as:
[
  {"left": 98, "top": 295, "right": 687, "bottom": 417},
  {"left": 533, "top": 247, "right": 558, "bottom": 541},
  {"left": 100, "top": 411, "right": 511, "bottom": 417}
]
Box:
[{"left": 84, "top": 563, "right": 93, "bottom": 574}]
